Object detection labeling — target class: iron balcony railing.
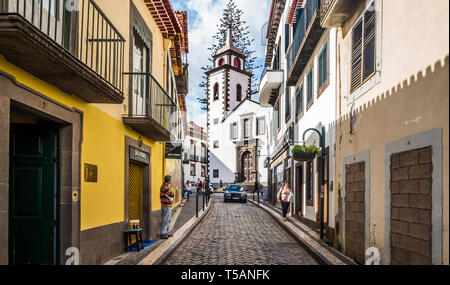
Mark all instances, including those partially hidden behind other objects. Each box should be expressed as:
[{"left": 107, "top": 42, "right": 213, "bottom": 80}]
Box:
[
  {"left": 320, "top": 0, "right": 333, "bottom": 21},
  {"left": 0, "top": 0, "right": 125, "bottom": 94},
  {"left": 287, "top": 0, "right": 321, "bottom": 75},
  {"left": 183, "top": 153, "right": 207, "bottom": 163},
  {"left": 125, "top": 72, "right": 177, "bottom": 131}
]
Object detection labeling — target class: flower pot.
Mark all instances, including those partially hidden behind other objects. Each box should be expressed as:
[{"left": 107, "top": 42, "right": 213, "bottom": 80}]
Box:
[{"left": 293, "top": 150, "right": 316, "bottom": 162}]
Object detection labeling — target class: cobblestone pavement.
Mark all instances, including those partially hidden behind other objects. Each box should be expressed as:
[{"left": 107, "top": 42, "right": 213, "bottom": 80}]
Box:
[{"left": 163, "top": 194, "right": 319, "bottom": 265}]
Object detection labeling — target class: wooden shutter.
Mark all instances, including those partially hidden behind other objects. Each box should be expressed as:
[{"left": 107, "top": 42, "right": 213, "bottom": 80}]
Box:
[
  {"left": 351, "top": 18, "right": 363, "bottom": 92},
  {"left": 363, "top": 6, "right": 376, "bottom": 81},
  {"left": 285, "top": 87, "right": 290, "bottom": 119},
  {"left": 320, "top": 44, "right": 328, "bottom": 88},
  {"left": 351, "top": 1, "right": 376, "bottom": 93},
  {"left": 307, "top": 70, "right": 313, "bottom": 103},
  {"left": 296, "top": 85, "right": 303, "bottom": 115}
]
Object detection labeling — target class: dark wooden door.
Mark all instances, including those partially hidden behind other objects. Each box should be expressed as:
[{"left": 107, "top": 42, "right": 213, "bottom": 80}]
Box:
[
  {"left": 241, "top": 151, "right": 253, "bottom": 182},
  {"left": 9, "top": 124, "right": 58, "bottom": 265}
]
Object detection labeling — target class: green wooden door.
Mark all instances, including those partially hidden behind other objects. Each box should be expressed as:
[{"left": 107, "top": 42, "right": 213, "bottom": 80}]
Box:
[{"left": 9, "top": 124, "right": 58, "bottom": 265}]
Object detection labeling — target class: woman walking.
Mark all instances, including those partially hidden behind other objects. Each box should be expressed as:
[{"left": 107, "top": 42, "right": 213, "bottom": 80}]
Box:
[
  {"left": 277, "top": 181, "right": 293, "bottom": 222},
  {"left": 183, "top": 180, "right": 191, "bottom": 201}
]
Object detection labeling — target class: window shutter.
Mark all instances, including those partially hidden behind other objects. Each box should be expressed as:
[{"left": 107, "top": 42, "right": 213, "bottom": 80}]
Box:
[
  {"left": 307, "top": 70, "right": 313, "bottom": 103},
  {"left": 285, "top": 87, "right": 290, "bottom": 119},
  {"left": 363, "top": 5, "right": 376, "bottom": 81},
  {"left": 285, "top": 24, "right": 290, "bottom": 53},
  {"left": 274, "top": 103, "right": 279, "bottom": 133},
  {"left": 300, "top": 85, "right": 304, "bottom": 113},
  {"left": 296, "top": 85, "right": 304, "bottom": 116},
  {"left": 319, "top": 43, "right": 328, "bottom": 88},
  {"left": 351, "top": 18, "right": 363, "bottom": 92},
  {"left": 294, "top": 8, "right": 304, "bottom": 35}
]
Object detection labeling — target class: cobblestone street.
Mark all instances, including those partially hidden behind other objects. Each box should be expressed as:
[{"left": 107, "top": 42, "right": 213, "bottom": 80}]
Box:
[{"left": 163, "top": 194, "right": 319, "bottom": 265}]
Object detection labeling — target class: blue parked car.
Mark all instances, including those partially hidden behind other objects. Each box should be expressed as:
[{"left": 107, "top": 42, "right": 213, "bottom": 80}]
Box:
[{"left": 223, "top": 185, "right": 247, "bottom": 203}]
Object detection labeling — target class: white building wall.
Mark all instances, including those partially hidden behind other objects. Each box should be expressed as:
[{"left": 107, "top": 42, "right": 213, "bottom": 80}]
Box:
[
  {"left": 228, "top": 70, "right": 249, "bottom": 111},
  {"left": 183, "top": 132, "right": 207, "bottom": 183},
  {"left": 218, "top": 100, "right": 271, "bottom": 185},
  {"left": 292, "top": 29, "right": 337, "bottom": 222},
  {"left": 264, "top": 2, "right": 338, "bottom": 227}
]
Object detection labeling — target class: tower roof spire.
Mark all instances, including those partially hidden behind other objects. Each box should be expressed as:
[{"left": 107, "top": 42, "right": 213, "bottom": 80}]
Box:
[
  {"left": 226, "top": 24, "right": 233, "bottom": 47},
  {"left": 215, "top": 22, "right": 245, "bottom": 57}
]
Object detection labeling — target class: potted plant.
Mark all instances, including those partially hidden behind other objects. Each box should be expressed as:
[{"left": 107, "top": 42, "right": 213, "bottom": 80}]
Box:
[{"left": 292, "top": 144, "right": 321, "bottom": 162}]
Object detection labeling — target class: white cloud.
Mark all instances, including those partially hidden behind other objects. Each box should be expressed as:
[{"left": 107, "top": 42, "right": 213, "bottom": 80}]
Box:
[{"left": 172, "top": 0, "right": 272, "bottom": 129}]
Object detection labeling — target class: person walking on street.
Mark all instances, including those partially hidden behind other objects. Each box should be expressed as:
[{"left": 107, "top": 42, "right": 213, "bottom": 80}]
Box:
[
  {"left": 277, "top": 181, "right": 293, "bottom": 222},
  {"left": 204, "top": 175, "right": 211, "bottom": 201},
  {"left": 183, "top": 180, "right": 191, "bottom": 201},
  {"left": 160, "top": 175, "right": 174, "bottom": 239},
  {"left": 197, "top": 178, "right": 203, "bottom": 195}
]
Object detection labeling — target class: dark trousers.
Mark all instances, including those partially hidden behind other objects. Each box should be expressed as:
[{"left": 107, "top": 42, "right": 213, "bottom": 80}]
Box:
[{"left": 281, "top": 201, "right": 290, "bottom": 218}]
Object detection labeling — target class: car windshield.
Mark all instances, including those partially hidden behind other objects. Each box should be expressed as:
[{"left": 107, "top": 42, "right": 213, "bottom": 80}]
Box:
[{"left": 226, "top": 185, "right": 242, "bottom": 192}]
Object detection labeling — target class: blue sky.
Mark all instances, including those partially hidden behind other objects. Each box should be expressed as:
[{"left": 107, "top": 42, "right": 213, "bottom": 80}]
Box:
[{"left": 171, "top": 0, "right": 272, "bottom": 128}]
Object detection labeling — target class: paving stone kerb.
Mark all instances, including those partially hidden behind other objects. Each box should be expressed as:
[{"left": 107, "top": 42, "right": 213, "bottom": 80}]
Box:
[{"left": 163, "top": 196, "right": 320, "bottom": 265}]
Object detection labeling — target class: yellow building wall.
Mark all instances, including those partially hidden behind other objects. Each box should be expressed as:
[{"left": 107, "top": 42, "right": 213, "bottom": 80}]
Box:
[
  {"left": 79, "top": 0, "right": 171, "bottom": 215},
  {"left": 0, "top": 0, "right": 172, "bottom": 230},
  {"left": 1, "top": 54, "right": 166, "bottom": 231}
]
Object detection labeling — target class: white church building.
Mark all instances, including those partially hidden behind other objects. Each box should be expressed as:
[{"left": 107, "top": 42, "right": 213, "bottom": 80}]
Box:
[{"left": 206, "top": 27, "right": 270, "bottom": 189}]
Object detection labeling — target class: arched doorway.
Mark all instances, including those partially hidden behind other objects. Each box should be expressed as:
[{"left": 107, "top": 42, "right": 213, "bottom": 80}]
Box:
[{"left": 240, "top": 151, "right": 253, "bottom": 182}]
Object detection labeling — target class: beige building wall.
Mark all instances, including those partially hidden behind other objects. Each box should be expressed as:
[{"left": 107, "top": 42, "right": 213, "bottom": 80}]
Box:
[{"left": 333, "top": 0, "right": 449, "bottom": 264}]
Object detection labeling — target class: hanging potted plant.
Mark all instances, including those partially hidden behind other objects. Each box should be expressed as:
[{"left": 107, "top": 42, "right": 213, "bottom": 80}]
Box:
[{"left": 292, "top": 144, "right": 321, "bottom": 162}]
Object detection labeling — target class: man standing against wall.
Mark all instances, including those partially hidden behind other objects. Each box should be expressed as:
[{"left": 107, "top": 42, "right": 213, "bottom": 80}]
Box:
[
  {"left": 160, "top": 175, "right": 174, "bottom": 239},
  {"left": 205, "top": 174, "right": 211, "bottom": 202}
]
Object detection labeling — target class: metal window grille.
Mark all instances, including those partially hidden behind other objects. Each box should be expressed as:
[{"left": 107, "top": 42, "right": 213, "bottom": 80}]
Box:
[{"left": 128, "top": 163, "right": 143, "bottom": 223}]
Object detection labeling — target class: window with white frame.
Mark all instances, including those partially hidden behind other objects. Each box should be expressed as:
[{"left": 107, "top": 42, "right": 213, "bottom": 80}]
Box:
[
  {"left": 190, "top": 164, "right": 196, "bottom": 176},
  {"left": 257, "top": 117, "right": 265, "bottom": 136},
  {"left": 230, "top": 123, "right": 238, "bottom": 140},
  {"left": 201, "top": 166, "right": 206, "bottom": 177},
  {"left": 243, "top": 118, "right": 250, "bottom": 139},
  {"left": 190, "top": 140, "right": 195, "bottom": 156}
]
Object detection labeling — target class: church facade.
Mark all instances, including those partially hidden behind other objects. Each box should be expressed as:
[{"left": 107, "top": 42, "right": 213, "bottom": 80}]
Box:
[{"left": 205, "top": 28, "right": 270, "bottom": 189}]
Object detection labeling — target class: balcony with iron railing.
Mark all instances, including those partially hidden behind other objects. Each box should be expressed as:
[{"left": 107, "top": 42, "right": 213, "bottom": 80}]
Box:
[
  {"left": 123, "top": 73, "right": 177, "bottom": 141},
  {"left": 320, "top": 0, "right": 361, "bottom": 28},
  {"left": 183, "top": 152, "right": 207, "bottom": 163},
  {"left": 0, "top": 0, "right": 125, "bottom": 103},
  {"left": 286, "top": 0, "right": 324, "bottom": 86}
]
